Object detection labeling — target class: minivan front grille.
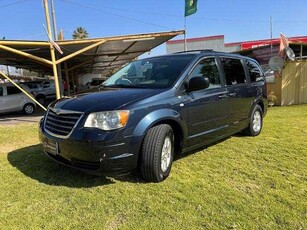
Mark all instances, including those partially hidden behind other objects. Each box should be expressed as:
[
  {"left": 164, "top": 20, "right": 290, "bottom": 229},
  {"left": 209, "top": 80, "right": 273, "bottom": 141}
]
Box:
[{"left": 44, "top": 108, "right": 83, "bottom": 137}]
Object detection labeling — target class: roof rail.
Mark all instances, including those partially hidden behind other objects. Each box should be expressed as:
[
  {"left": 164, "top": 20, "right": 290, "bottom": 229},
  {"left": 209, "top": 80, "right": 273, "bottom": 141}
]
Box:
[{"left": 175, "top": 49, "right": 214, "bottom": 54}]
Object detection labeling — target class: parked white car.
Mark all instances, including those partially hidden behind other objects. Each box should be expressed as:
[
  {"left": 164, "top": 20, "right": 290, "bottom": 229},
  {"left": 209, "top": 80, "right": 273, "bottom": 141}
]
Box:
[{"left": 0, "top": 83, "right": 36, "bottom": 115}]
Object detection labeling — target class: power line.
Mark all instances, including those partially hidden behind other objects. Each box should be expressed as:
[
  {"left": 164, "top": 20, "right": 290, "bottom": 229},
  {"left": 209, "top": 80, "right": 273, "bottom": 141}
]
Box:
[
  {"left": 0, "top": 0, "right": 29, "bottom": 8},
  {"left": 70, "top": 0, "right": 182, "bottom": 18},
  {"left": 60, "top": 0, "right": 174, "bottom": 30},
  {"left": 60, "top": 1, "right": 307, "bottom": 25}
]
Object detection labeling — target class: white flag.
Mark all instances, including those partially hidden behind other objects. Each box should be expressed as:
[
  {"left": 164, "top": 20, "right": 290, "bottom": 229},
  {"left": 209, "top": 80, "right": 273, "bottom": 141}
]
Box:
[{"left": 43, "top": 24, "right": 63, "bottom": 54}]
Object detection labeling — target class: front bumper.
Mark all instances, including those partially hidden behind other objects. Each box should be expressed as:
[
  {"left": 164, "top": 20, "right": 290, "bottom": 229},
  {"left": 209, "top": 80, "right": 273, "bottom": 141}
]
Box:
[{"left": 39, "top": 119, "right": 143, "bottom": 176}]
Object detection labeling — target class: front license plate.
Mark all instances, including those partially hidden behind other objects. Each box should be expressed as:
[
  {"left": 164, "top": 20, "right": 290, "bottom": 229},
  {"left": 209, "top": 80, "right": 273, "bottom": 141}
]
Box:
[{"left": 43, "top": 139, "right": 59, "bottom": 155}]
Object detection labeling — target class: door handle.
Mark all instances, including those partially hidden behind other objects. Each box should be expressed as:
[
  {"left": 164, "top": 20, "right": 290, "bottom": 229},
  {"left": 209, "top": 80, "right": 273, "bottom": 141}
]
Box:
[
  {"left": 229, "top": 93, "right": 237, "bottom": 97},
  {"left": 218, "top": 94, "right": 228, "bottom": 99}
]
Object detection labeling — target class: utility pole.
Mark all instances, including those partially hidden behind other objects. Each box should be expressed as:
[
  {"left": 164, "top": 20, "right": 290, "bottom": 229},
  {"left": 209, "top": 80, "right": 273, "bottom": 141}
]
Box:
[
  {"left": 43, "top": 0, "right": 61, "bottom": 99},
  {"left": 50, "top": 0, "right": 63, "bottom": 96},
  {"left": 50, "top": 0, "right": 58, "bottom": 40}
]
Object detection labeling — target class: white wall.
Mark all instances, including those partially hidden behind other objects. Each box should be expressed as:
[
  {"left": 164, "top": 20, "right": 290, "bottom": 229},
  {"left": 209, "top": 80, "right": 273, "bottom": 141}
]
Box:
[{"left": 79, "top": 73, "right": 102, "bottom": 85}]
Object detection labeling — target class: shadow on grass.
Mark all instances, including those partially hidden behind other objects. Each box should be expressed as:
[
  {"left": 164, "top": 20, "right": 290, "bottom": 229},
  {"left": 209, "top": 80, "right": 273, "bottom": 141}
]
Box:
[
  {"left": 7, "top": 144, "right": 116, "bottom": 187},
  {"left": 175, "top": 136, "right": 232, "bottom": 161},
  {"left": 7, "top": 135, "right": 237, "bottom": 186}
]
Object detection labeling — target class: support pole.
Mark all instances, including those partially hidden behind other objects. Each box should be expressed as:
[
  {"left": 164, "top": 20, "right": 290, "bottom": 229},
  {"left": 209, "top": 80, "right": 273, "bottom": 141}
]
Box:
[
  {"left": 64, "top": 62, "right": 70, "bottom": 95},
  {"left": 184, "top": 17, "right": 187, "bottom": 51},
  {"left": 43, "top": 0, "right": 61, "bottom": 100},
  {"left": 71, "top": 69, "right": 76, "bottom": 93}
]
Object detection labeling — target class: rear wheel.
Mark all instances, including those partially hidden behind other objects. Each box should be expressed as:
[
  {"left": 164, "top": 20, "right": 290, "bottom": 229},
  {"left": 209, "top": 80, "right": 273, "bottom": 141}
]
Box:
[
  {"left": 140, "top": 124, "right": 174, "bottom": 182},
  {"left": 244, "top": 104, "right": 263, "bottom": 136},
  {"left": 23, "top": 103, "right": 35, "bottom": 115}
]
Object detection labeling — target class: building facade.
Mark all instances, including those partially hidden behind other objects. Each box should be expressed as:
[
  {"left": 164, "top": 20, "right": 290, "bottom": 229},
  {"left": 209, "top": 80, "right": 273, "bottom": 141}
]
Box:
[{"left": 166, "top": 35, "right": 307, "bottom": 54}]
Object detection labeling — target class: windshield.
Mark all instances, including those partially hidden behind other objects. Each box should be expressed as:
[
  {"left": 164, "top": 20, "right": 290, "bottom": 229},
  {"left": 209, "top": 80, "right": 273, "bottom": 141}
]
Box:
[{"left": 103, "top": 55, "right": 194, "bottom": 89}]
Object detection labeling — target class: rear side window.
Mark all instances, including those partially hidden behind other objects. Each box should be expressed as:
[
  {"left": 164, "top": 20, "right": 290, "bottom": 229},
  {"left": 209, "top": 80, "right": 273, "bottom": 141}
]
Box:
[
  {"left": 221, "top": 58, "right": 246, "bottom": 85},
  {"left": 7, "top": 86, "right": 21, "bottom": 95},
  {"left": 0, "top": 86, "right": 3, "bottom": 96},
  {"left": 245, "top": 60, "right": 264, "bottom": 82},
  {"left": 189, "top": 58, "right": 221, "bottom": 89}
]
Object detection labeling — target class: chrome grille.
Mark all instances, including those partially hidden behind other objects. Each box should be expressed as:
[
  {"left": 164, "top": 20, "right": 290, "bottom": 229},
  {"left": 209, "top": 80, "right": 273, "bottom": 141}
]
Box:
[{"left": 44, "top": 109, "right": 83, "bottom": 137}]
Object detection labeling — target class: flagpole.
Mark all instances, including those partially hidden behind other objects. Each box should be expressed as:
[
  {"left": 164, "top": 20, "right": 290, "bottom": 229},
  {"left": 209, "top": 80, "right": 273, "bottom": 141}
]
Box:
[
  {"left": 270, "top": 16, "right": 273, "bottom": 57},
  {"left": 184, "top": 16, "right": 187, "bottom": 51}
]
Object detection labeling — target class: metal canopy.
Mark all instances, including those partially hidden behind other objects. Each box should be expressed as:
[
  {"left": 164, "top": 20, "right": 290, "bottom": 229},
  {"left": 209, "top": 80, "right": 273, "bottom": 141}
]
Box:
[{"left": 0, "top": 30, "right": 184, "bottom": 76}]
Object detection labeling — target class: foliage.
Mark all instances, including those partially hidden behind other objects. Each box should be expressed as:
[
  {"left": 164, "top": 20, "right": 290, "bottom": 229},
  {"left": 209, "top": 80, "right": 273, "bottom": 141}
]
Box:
[
  {"left": 72, "top": 27, "right": 89, "bottom": 40},
  {"left": 0, "top": 105, "right": 306, "bottom": 229},
  {"left": 268, "top": 94, "right": 278, "bottom": 106}
]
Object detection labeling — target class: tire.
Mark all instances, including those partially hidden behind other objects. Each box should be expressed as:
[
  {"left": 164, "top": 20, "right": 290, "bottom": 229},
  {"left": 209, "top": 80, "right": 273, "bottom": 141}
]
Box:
[
  {"left": 23, "top": 103, "right": 35, "bottom": 115},
  {"left": 140, "top": 124, "right": 174, "bottom": 182},
  {"left": 243, "top": 104, "right": 263, "bottom": 136}
]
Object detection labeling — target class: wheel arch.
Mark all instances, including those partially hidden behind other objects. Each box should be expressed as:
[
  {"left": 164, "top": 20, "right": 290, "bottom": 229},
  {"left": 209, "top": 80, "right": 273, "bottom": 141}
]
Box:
[
  {"left": 133, "top": 109, "right": 187, "bottom": 156},
  {"left": 151, "top": 119, "right": 184, "bottom": 156}
]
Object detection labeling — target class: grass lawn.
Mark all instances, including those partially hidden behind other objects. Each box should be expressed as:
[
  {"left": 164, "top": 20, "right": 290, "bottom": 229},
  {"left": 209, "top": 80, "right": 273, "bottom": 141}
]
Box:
[{"left": 0, "top": 105, "right": 306, "bottom": 229}]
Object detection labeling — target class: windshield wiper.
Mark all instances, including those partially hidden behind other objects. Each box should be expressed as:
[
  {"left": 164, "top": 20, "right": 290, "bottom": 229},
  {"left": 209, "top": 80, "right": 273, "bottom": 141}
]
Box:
[{"left": 105, "top": 84, "right": 144, "bottom": 88}]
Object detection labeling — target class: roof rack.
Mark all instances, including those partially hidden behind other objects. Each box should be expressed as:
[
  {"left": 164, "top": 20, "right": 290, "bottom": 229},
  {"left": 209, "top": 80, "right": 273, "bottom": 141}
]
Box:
[{"left": 175, "top": 49, "right": 214, "bottom": 54}]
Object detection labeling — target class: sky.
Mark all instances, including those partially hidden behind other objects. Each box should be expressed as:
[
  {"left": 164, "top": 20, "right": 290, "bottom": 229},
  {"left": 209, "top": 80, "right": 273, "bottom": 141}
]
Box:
[{"left": 1, "top": 0, "right": 307, "bottom": 57}]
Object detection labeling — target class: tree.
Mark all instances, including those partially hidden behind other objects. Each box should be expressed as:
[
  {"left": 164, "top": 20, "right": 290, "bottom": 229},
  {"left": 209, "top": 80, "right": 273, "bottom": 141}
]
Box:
[{"left": 72, "top": 27, "right": 89, "bottom": 39}]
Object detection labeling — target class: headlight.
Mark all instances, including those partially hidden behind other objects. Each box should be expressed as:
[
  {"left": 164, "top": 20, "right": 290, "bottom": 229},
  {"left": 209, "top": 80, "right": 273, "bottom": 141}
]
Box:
[{"left": 84, "top": 110, "right": 130, "bottom": 130}]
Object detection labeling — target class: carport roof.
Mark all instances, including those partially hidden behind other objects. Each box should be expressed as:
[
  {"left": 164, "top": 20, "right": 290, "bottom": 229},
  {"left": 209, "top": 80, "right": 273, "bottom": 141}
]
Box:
[{"left": 0, "top": 30, "right": 184, "bottom": 76}]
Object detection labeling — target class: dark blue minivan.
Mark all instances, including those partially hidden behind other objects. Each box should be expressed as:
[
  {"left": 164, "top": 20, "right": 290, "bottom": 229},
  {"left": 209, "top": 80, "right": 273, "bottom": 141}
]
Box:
[{"left": 39, "top": 50, "right": 267, "bottom": 182}]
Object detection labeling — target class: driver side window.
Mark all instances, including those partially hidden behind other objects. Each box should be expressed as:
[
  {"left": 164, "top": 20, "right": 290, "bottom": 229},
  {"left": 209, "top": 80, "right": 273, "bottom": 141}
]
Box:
[{"left": 190, "top": 58, "right": 221, "bottom": 89}]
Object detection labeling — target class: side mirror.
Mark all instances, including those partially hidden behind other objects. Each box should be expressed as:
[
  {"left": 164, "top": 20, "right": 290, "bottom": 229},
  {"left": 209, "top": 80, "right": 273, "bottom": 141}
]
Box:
[{"left": 186, "top": 76, "right": 210, "bottom": 93}]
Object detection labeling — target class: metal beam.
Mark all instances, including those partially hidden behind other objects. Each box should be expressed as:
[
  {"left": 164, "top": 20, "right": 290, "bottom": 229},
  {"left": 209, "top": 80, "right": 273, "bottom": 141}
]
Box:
[
  {"left": 67, "top": 57, "right": 95, "bottom": 72},
  {"left": 0, "top": 44, "right": 53, "bottom": 66},
  {"left": 0, "top": 41, "right": 49, "bottom": 46},
  {"left": 55, "top": 40, "right": 106, "bottom": 65}
]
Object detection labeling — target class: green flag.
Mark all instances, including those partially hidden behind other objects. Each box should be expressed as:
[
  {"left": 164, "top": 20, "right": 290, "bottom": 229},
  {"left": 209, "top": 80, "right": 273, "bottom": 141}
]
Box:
[{"left": 185, "top": 0, "right": 198, "bottom": 17}]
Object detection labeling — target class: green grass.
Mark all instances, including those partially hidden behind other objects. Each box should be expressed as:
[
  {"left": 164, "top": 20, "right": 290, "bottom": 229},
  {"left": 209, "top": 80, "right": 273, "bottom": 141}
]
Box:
[{"left": 0, "top": 105, "right": 306, "bottom": 229}]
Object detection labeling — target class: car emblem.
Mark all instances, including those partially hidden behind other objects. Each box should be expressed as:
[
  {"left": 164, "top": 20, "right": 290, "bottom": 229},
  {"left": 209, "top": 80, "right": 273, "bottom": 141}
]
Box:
[{"left": 52, "top": 108, "right": 61, "bottom": 115}]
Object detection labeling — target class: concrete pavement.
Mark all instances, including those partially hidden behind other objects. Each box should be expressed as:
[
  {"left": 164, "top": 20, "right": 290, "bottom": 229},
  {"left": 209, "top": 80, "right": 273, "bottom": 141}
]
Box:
[{"left": 0, "top": 109, "right": 45, "bottom": 125}]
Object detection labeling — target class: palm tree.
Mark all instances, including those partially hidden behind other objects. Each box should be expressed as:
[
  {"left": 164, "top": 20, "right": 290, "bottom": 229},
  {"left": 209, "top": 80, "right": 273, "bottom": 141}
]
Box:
[{"left": 72, "top": 27, "right": 89, "bottom": 39}]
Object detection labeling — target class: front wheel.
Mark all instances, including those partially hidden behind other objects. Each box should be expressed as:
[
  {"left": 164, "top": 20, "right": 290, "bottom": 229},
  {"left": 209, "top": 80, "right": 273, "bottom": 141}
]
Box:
[
  {"left": 243, "top": 104, "right": 263, "bottom": 136},
  {"left": 23, "top": 103, "right": 35, "bottom": 115},
  {"left": 140, "top": 124, "right": 174, "bottom": 182}
]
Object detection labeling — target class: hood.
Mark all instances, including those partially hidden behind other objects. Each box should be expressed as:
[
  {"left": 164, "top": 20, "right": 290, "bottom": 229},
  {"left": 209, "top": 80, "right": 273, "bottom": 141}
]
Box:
[{"left": 50, "top": 87, "right": 164, "bottom": 113}]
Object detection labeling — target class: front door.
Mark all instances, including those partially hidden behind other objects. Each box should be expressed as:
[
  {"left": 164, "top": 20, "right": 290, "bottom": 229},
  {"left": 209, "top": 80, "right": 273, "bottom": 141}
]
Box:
[
  {"left": 185, "top": 57, "right": 228, "bottom": 147},
  {"left": 5, "top": 86, "right": 24, "bottom": 112}
]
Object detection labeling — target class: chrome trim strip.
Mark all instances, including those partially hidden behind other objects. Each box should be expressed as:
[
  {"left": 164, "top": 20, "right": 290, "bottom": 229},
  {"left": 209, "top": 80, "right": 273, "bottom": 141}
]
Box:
[{"left": 44, "top": 108, "right": 84, "bottom": 139}]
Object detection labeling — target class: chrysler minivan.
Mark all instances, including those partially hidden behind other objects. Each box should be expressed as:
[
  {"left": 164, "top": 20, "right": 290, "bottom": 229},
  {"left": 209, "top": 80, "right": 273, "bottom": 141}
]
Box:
[{"left": 39, "top": 50, "right": 267, "bottom": 182}]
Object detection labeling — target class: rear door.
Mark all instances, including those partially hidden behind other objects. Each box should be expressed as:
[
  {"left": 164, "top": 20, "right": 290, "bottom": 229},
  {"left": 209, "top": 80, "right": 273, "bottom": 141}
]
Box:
[
  {"left": 185, "top": 57, "right": 229, "bottom": 147},
  {"left": 5, "top": 86, "right": 24, "bottom": 112},
  {"left": 220, "top": 57, "right": 254, "bottom": 128}
]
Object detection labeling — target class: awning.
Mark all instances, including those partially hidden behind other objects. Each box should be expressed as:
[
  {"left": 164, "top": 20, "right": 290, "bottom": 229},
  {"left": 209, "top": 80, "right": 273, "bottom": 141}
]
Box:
[{"left": 0, "top": 30, "right": 184, "bottom": 76}]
